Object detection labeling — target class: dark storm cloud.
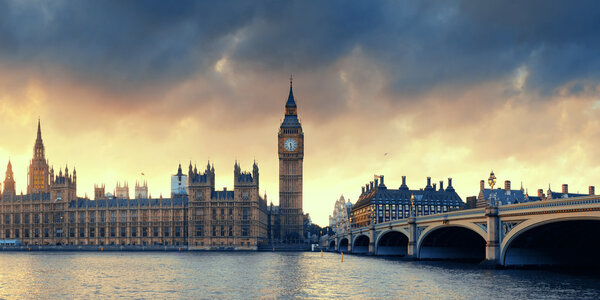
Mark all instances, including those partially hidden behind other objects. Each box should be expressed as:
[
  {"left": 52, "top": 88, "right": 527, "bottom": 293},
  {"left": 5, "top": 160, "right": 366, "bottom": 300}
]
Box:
[{"left": 0, "top": 0, "right": 599, "bottom": 96}]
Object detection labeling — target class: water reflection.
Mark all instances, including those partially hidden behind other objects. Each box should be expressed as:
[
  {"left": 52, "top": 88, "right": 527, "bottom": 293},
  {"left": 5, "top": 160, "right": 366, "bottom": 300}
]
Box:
[{"left": 0, "top": 252, "right": 599, "bottom": 299}]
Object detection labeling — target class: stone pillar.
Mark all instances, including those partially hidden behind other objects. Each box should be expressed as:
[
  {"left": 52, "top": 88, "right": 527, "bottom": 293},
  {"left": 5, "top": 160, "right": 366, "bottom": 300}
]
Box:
[
  {"left": 484, "top": 206, "right": 500, "bottom": 266},
  {"left": 369, "top": 225, "right": 376, "bottom": 255},
  {"left": 407, "top": 217, "right": 418, "bottom": 259},
  {"left": 347, "top": 233, "right": 352, "bottom": 253}
]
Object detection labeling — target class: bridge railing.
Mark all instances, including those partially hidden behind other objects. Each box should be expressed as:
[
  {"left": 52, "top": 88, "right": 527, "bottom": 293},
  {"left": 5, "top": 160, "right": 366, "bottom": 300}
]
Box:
[{"left": 498, "top": 194, "right": 600, "bottom": 213}]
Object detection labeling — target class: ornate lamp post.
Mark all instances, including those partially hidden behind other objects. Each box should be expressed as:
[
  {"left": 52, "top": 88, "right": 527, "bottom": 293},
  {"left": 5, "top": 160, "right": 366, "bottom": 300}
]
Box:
[
  {"left": 488, "top": 170, "right": 497, "bottom": 206},
  {"left": 410, "top": 194, "right": 416, "bottom": 217}
]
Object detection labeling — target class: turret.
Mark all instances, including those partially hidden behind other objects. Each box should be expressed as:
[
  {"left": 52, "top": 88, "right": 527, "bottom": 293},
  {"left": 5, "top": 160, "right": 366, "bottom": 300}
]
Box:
[{"left": 3, "top": 160, "right": 16, "bottom": 197}]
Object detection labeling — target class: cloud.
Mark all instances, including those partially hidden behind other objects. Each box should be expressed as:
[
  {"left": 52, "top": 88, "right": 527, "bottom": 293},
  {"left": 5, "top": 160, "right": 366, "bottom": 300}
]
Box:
[{"left": 1, "top": 1, "right": 600, "bottom": 225}]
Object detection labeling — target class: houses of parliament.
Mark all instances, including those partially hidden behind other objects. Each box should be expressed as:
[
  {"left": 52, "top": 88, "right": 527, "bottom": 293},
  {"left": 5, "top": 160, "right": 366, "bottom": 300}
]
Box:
[{"left": 0, "top": 82, "right": 306, "bottom": 249}]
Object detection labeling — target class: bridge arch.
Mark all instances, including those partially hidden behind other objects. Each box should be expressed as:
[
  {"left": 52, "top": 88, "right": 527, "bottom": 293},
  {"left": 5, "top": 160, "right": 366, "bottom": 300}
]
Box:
[
  {"left": 417, "top": 223, "right": 486, "bottom": 261},
  {"left": 352, "top": 234, "right": 370, "bottom": 254},
  {"left": 339, "top": 237, "right": 349, "bottom": 253},
  {"left": 501, "top": 215, "right": 600, "bottom": 267},
  {"left": 375, "top": 230, "right": 409, "bottom": 256}
]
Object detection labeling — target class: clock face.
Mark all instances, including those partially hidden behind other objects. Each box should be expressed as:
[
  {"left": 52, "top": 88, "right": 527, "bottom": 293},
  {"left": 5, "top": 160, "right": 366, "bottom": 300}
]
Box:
[{"left": 284, "top": 138, "right": 297, "bottom": 151}]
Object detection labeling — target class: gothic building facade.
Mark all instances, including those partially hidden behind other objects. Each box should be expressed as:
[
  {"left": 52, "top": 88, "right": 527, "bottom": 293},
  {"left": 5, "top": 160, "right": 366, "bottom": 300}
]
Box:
[{"left": 0, "top": 121, "right": 268, "bottom": 249}]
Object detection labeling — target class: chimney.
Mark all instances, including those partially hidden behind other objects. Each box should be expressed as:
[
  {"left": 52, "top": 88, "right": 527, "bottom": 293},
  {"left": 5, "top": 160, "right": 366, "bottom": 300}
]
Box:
[
  {"left": 426, "top": 177, "right": 431, "bottom": 187},
  {"left": 402, "top": 176, "right": 406, "bottom": 186},
  {"left": 448, "top": 178, "right": 453, "bottom": 187},
  {"left": 362, "top": 186, "right": 365, "bottom": 194},
  {"left": 433, "top": 183, "right": 437, "bottom": 190},
  {"left": 590, "top": 186, "right": 595, "bottom": 195},
  {"left": 562, "top": 184, "right": 568, "bottom": 194},
  {"left": 380, "top": 175, "right": 384, "bottom": 186},
  {"left": 504, "top": 180, "right": 511, "bottom": 192},
  {"left": 538, "top": 189, "right": 544, "bottom": 198},
  {"left": 365, "top": 184, "right": 369, "bottom": 192},
  {"left": 370, "top": 181, "right": 374, "bottom": 190},
  {"left": 480, "top": 180, "right": 485, "bottom": 191},
  {"left": 439, "top": 181, "right": 444, "bottom": 191},
  {"left": 375, "top": 179, "right": 379, "bottom": 187}
]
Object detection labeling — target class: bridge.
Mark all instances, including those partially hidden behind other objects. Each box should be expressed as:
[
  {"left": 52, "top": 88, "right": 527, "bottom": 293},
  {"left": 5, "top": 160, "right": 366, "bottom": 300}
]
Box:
[{"left": 326, "top": 195, "right": 600, "bottom": 267}]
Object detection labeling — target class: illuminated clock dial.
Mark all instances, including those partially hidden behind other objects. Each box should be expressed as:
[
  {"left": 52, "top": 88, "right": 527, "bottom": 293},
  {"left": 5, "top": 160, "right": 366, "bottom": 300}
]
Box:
[{"left": 284, "top": 138, "right": 297, "bottom": 151}]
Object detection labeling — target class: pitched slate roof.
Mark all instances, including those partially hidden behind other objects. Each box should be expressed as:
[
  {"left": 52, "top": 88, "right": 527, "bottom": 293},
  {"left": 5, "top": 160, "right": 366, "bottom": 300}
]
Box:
[{"left": 353, "top": 182, "right": 463, "bottom": 211}]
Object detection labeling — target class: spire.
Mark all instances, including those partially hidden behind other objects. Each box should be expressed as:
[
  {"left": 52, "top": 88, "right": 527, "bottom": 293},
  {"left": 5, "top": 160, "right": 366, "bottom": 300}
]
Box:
[
  {"left": 285, "top": 75, "right": 297, "bottom": 109},
  {"left": 37, "top": 118, "right": 42, "bottom": 142},
  {"left": 6, "top": 160, "right": 12, "bottom": 173}
]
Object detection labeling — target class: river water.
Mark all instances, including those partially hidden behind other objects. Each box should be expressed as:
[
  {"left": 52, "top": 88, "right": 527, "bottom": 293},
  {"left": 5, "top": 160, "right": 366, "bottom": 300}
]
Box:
[{"left": 0, "top": 252, "right": 599, "bottom": 299}]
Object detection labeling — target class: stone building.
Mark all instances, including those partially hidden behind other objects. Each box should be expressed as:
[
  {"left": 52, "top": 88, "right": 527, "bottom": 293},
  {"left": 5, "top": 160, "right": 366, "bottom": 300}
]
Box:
[
  {"left": 475, "top": 172, "right": 594, "bottom": 208},
  {"left": 351, "top": 175, "right": 464, "bottom": 229},
  {"left": 0, "top": 121, "right": 268, "bottom": 249},
  {"left": 328, "top": 195, "right": 352, "bottom": 235},
  {"left": 268, "top": 79, "right": 306, "bottom": 244},
  {"left": 186, "top": 161, "right": 268, "bottom": 250}
]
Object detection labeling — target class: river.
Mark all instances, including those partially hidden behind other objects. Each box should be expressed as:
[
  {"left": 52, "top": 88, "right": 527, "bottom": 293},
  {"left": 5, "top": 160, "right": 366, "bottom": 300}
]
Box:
[{"left": 0, "top": 252, "right": 599, "bottom": 299}]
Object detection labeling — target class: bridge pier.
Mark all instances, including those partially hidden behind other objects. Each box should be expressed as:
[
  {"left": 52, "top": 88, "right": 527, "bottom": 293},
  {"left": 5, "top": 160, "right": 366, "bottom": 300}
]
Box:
[
  {"left": 483, "top": 206, "right": 501, "bottom": 266},
  {"left": 369, "top": 226, "right": 375, "bottom": 255},
  {"left": 407, "top": 217, "right": 418, "bottom": 259}
]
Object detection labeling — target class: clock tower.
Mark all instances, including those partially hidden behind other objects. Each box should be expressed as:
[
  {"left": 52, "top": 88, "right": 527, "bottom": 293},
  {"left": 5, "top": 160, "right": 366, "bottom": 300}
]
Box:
[{"left": 278, "top": 78, "right": 304, "bottom": 243}]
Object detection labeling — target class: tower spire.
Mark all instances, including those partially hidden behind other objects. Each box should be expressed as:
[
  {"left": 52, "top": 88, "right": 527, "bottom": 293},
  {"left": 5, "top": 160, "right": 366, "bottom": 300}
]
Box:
[{"left": 37, "top": 118, "right": 42, "bottom": 141}]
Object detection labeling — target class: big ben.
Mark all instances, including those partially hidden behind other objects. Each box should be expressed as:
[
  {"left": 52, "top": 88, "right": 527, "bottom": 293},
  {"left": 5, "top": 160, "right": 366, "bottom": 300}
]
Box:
[{"left": 278, "top": 78, "right": 304, "bottom": 243}]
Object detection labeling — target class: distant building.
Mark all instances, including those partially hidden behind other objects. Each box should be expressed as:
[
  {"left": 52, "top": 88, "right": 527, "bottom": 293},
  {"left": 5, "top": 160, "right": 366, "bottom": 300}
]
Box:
[
  {"left": 328, "top": 195, "right": 352, "bottom": 235},
  {"left": 351, "top": 175, "right": 463, "bottom": 229},
  {"left": 171, "top": 164, "right": 187, "bottom": 196},
  {"left": 475, "top": 173, "right": 594, "bottom": 207}
]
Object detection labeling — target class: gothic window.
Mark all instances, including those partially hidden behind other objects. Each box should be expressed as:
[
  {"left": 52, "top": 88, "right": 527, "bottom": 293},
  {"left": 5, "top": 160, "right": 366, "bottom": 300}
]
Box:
[
  {"left": 164, "top": 227, "right": 170, "bottom": 237},
  {"left": 175, "top": 227, "right": 181, "bottom": 237},
  {"left": 241, "top": 225, "right": 249, "bottom": 237},
  {"left": 195, "top": 225, "right": 203, "bottom": 237}
]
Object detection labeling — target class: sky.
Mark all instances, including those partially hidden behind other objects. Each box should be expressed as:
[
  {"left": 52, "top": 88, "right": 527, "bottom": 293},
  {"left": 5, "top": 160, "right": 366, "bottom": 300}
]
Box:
[{"left": 1, "top": 1, "right": 600, "bottom": 226}]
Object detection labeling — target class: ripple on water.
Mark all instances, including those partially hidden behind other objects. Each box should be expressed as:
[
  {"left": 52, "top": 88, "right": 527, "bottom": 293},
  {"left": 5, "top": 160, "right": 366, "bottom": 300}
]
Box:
[{"left": 0, "top": 252, "right": 600, "bottom": 299}]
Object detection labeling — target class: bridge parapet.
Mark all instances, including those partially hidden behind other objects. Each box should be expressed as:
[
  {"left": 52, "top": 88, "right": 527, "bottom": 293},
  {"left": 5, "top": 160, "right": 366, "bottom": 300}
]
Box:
[{"left": 325, "top": 195, "right": 600, "bottom": 266}]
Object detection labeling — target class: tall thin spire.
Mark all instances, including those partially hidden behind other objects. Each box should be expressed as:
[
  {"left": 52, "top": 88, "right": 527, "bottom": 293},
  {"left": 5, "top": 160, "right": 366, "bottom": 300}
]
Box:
[
  {"left": 36, "top": 118, "right": 42, "bottom": 142},
  {"left": 285, "top": 75, "right": 296, "bottom": 109}
]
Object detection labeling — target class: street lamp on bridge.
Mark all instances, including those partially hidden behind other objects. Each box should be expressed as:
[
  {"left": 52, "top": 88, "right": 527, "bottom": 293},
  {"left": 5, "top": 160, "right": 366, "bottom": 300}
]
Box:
[{"left": 488, "top": 170, "right": 497, "bottom": 207}]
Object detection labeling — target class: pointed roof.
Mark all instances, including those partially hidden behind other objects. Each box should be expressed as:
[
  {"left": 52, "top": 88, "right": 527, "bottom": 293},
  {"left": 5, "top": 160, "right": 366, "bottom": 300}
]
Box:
[
  {"left": 285, "top": 80, "right": 296, "bottom": 108},
  {"left": 6, "top": 159, "right": 12, "bottom": 173},
  {"left": 37, "top": 118, "right": 42, "bottom": 141}
]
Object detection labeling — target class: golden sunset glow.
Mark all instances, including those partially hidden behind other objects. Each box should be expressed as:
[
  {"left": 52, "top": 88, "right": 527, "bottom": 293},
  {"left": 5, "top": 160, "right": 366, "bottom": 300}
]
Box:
[{"left": 1, "top": 2, "right": 600, "bottom": 226}]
